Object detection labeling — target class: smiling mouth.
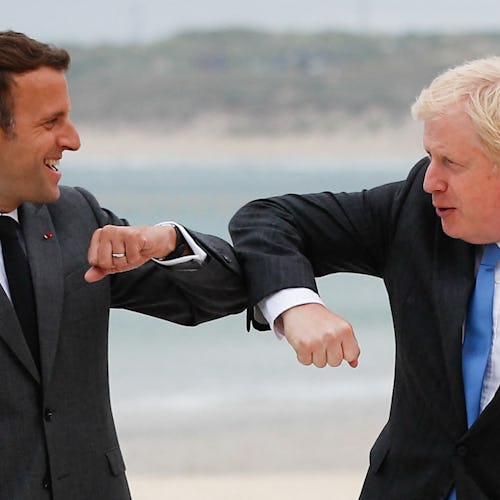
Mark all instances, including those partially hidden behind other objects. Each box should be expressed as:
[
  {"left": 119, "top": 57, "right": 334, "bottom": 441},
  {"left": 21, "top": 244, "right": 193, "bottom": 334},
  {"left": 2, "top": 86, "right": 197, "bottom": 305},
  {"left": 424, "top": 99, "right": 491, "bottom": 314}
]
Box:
[{"left": 44, "top": 159, "right": 60, "bottom": 172}]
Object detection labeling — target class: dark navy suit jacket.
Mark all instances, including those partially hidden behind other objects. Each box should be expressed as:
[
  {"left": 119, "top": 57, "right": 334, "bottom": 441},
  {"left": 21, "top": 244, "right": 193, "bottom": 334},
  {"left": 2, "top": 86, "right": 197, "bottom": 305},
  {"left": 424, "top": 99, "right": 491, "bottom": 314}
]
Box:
[{"left": 230, "top": 158, "right": 500, "bottom": 499}]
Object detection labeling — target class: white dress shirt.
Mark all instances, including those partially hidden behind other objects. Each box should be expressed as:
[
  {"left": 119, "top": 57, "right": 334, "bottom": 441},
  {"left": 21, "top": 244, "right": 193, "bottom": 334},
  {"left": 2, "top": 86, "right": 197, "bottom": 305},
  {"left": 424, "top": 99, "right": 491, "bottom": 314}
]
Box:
[
  {"left": 482, "top": 254, "right": 500, "bottom": 410},
  {"left": 259, "top": 247, "right": 500, "bottom": 414},
  {"left": 153, "top": 221, "right": 207, "bottom": 266},
  {"left": 0, "top": 210, "right": 20, "bottom": 300}
]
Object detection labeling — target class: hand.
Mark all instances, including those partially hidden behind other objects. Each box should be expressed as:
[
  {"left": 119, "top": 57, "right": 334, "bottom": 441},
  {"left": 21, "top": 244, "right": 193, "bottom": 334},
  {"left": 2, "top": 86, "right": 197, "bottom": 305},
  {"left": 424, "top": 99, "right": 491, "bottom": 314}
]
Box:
[
  {"left": 280, "top": 303, "right": 360, "bottom": 368},
  {"left": 84, "top": 224, "right": 177, "bottom": 282}
]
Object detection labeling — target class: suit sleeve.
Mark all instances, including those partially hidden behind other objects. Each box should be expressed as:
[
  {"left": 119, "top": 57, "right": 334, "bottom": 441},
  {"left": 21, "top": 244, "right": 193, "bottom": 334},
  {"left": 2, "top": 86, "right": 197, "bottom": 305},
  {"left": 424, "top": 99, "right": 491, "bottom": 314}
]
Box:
[
  {"left": 73, "top": 186, "right": 247, "bottom": 326},
  {"left": 228, "top": 158, "right": 430, "bottom": 308}
]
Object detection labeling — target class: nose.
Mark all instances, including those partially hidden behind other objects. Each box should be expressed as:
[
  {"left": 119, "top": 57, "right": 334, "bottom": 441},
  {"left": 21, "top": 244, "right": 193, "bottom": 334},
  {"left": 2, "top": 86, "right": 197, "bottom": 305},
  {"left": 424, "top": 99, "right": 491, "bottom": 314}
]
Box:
[
  {"left": 423, "top": 160, "right": 446, "bottom": 194},
  {"left": 58, "top": 119, "right": 81, "bottom": 152}
]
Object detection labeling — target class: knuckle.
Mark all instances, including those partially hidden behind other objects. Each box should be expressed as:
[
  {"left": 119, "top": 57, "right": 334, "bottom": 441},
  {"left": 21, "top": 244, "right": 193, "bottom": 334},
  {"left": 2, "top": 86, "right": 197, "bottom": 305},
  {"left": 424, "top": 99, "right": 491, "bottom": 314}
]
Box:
[
  {"left": 326, "top": 347, "right": 343, "bottom": 367},
  {"left": 339, "top": 322, "right": 354, "bottom": 337},
  {"left": 313, "top": 359, "right": 327, "bottom": 368},
  {"left": 297, "top": 354, "right": 312, "bottom": 366},
  {"left": 295, "top": 338, "right": 315, "bottom": 352},
  {"left": 328, "top": 358, "right": 342, "bottom": 367},
  {"left": 101, "top": 224, "right": 115, "bottom": 234}
]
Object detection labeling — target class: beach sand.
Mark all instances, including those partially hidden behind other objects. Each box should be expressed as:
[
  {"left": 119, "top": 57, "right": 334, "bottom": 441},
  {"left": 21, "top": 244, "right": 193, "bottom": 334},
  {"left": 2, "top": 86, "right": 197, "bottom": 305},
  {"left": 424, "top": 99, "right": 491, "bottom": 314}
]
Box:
[
  {"left": 113, "top": 397, "right": 389, "bottom": 500},
  {"left": 75, "top": 119, "right": 423, "bottom": 164},
  {"left": 128, "top": 471, "right": 364, "bottom": 500}
]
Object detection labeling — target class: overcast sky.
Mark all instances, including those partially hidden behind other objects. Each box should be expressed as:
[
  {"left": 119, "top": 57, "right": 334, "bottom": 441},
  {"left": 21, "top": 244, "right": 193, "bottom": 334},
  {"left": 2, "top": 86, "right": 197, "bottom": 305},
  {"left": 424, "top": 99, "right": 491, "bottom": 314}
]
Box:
[{"left": 2, "top": 0, "right": 500, "bottom": 45}]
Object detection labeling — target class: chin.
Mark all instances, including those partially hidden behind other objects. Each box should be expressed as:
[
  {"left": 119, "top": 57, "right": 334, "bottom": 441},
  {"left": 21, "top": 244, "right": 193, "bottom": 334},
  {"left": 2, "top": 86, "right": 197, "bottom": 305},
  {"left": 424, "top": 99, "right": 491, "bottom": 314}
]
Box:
[
  {"left": 441, "top": 222, "right": 466, "bottom": 241},
  {"left": 50, "top": 185, "right": 61, "bottom": 198},
  {"left": 443, "top": 226, "right": 483, "bottom": 244},
  {"left": 38, "top": 188, "right": 61, "bottom": 205}
]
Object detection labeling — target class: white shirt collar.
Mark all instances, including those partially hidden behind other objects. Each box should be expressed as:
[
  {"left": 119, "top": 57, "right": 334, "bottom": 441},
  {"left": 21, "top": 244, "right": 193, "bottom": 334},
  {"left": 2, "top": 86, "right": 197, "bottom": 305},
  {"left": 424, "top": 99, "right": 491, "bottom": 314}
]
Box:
[{"left": 0, "top": 209, "right": 19, "bottom": 223}]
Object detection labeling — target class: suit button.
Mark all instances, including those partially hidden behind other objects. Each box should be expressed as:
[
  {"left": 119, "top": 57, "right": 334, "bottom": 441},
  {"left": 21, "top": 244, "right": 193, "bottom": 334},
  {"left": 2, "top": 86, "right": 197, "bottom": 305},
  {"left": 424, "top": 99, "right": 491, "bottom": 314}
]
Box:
[
  {"left": 42, "top": 476, "right": 51, "bottom": 489},
  {"left": 44, "top": 409, "right": 54, "bottom": 422},
  {"left": 456, "top": 444, "right": 469, "bottom": 457}
]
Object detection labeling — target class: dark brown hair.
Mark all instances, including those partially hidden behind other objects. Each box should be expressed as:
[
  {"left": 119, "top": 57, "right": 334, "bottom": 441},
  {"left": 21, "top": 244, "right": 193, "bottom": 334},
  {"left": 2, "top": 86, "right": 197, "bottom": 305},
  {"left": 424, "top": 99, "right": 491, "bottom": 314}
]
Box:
[{"left": 0, "top": 31, "right": 70, "bottom": 132}]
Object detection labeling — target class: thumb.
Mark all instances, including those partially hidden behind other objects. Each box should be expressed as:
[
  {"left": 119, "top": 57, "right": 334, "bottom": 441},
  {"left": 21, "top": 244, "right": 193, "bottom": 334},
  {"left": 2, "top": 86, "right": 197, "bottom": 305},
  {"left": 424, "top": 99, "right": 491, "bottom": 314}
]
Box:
[{"left": 84, "top": 266, "right": 108, "bottom": 283}]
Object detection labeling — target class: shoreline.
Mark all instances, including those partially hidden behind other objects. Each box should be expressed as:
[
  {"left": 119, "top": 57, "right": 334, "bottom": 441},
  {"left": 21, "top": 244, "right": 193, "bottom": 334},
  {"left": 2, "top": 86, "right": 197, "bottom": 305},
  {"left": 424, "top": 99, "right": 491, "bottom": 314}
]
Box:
[{"left": 73, "top": 120, "right": 423, "bottom": 165}]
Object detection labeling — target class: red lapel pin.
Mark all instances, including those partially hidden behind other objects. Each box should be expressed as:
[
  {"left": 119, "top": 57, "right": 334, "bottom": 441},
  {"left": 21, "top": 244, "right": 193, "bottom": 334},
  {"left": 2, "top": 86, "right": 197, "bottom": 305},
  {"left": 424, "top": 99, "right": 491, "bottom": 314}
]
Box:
[{"left": 43, "top": 232, "right": 53, "bottom": 240}]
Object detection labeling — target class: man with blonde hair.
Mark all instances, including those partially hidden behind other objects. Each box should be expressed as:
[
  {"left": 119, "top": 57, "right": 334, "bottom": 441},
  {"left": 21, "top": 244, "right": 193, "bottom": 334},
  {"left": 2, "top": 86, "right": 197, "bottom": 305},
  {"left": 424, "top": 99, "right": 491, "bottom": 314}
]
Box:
[{"left": 230, "top": 57, "right": 500, "bottom": 499}]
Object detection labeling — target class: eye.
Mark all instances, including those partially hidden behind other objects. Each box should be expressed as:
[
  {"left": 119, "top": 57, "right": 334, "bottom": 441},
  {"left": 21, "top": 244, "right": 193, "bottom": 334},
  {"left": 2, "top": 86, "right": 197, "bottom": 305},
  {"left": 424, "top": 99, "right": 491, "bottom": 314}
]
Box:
[
  {"left": 443, "top": 157, "right": 456, "bottom": 167},
  {"left": 44, "top": 117, "right": 59, "bottom": 130}
]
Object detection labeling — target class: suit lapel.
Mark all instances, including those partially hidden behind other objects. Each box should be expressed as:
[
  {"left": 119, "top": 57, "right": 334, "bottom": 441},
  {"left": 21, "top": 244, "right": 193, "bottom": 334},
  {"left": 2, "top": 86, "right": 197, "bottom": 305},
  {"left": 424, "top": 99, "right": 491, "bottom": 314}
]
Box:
[
  {"left": 0, "top": 287, "right": 40, "bottom": 383},
  {"left": 20, "top": 203, "right": 64, "bottom": 385}
]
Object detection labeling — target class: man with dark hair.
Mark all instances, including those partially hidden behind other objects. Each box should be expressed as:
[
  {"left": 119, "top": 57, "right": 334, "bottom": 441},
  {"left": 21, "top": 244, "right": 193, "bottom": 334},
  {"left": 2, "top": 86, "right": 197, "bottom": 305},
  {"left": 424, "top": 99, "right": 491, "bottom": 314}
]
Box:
[{"left": 0, "top": 30, "right": 246, "bottom": 499}]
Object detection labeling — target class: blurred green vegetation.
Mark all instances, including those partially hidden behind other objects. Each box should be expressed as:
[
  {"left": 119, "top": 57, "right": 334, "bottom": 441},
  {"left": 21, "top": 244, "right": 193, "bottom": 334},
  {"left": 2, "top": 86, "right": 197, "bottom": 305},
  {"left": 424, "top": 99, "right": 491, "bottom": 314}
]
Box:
[{"left": 66, "top": 29, "right": 500, "bottom": 133}]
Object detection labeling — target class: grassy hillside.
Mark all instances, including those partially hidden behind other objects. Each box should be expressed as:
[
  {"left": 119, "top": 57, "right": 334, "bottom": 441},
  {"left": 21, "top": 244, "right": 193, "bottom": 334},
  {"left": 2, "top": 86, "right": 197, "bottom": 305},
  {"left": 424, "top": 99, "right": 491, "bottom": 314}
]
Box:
[{"left": 66, "top": 30, "right": 500, "bottom": 133}]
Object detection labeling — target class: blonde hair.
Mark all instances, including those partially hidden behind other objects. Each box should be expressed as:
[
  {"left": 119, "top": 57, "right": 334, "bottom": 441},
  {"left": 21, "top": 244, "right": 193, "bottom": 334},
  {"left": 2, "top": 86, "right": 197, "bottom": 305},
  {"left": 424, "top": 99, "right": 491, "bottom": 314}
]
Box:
[{"left": 411, "top": 57, "right": 500, "bottom": 162}]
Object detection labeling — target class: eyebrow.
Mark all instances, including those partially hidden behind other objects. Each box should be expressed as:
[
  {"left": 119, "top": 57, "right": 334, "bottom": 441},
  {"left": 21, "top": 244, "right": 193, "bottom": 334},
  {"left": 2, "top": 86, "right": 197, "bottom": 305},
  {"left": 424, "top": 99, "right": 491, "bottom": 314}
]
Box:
[{"left": 38, "top": 110, "right": 65, "bottom": 124}]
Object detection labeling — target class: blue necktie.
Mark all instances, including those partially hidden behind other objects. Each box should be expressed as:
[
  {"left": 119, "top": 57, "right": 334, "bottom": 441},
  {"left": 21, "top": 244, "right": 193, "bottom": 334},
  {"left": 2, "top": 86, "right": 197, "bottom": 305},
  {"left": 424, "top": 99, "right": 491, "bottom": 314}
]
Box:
[
  {"left": 462, "top": 243, "right": 500, "bottom": 427},
  {"left": 448, "top": 244, "right": 500, "bottom": 500}
]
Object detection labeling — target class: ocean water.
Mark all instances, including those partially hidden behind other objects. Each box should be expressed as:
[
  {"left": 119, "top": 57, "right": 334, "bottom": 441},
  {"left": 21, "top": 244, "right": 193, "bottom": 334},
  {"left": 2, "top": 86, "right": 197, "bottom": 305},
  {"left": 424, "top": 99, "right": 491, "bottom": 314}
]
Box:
[{"left": 61, "top": 159, "right": 409, "bottom": 474}]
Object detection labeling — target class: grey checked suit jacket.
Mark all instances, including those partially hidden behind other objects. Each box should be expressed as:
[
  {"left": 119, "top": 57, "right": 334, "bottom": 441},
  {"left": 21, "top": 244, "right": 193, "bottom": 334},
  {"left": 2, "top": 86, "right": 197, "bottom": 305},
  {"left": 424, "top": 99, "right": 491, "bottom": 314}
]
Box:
[
  {"left": 0, "top": 186, "right": 246, "bottom": 500},
  {"left": 229, "top": 158, "right": 500, "bottom": 500}
]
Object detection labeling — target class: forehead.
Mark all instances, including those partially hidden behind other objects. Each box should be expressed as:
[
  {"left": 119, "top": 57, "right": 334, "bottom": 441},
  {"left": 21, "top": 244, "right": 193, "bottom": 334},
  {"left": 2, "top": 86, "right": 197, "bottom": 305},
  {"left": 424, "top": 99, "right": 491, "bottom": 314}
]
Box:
[
  {"left": 11, "top": 67, "right": 70, "bottom": 118},
  {"left": 423, "top": 110, "right": 485, "bottom": 156}
]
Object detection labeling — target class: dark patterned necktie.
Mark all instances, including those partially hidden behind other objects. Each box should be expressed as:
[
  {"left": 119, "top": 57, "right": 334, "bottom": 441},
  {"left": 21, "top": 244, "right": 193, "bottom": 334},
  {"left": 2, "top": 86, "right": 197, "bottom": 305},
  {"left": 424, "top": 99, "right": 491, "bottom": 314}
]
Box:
[{"left": 0, "top": 216, "right": 40, "bottom": 368}]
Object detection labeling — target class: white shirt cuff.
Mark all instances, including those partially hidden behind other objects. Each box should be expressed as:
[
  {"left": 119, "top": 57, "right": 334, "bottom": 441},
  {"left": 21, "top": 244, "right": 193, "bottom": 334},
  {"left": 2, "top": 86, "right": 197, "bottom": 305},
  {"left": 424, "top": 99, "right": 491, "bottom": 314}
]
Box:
[
  {"left": 257, "top": 287, "right": 325, "bottom": 338},
  {"left": 152, "top": 222, "right": 207, "bottom": 266}
]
